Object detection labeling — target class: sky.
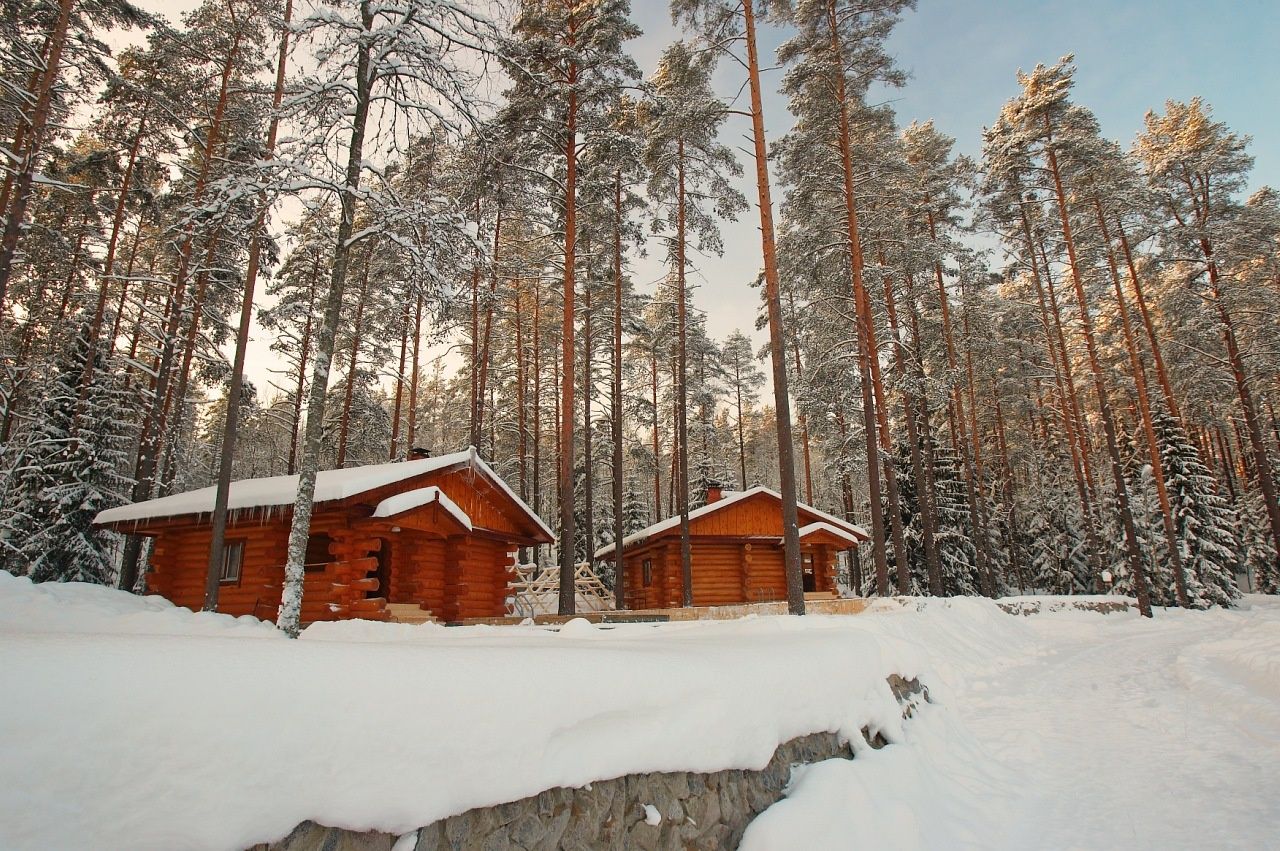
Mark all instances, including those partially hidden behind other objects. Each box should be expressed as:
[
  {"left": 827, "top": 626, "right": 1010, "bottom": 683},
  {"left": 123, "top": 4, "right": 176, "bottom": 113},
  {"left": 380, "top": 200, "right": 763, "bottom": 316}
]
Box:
[
  {"left": 626, "top": 0, "right": 1280, "bottom": 357},
  {"left": 126, "top": 0, "right": 1280, "bottom": 399}
]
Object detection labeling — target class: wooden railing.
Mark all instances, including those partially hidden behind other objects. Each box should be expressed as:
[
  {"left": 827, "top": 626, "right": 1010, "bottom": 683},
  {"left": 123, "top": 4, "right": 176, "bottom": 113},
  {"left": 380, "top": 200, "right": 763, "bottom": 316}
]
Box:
[{"left": 507, "top": 562, "right": 614, "bottom": 617}]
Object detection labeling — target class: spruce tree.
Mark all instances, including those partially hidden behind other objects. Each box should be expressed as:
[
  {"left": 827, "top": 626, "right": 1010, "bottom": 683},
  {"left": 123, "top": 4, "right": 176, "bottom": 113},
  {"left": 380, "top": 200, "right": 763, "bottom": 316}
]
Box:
[
  {"left": 0, "top": 323, "right": 131, "bottom": 584},
  {"left": 1153, "top": 406, "right": 1242, "bottom": 607}
]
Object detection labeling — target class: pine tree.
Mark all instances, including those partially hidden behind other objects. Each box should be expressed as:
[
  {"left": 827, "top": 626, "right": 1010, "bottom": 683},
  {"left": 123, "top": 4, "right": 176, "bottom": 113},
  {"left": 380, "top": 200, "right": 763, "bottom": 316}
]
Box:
[
  {"left": 640, "top": 40, "right": 745, "bottom": 607},
  {"left": 501, "top": 0, "right": 641, "bottom": 616},
  {"left": 0, "top": 322, "right": 132, "bottom": 583}
]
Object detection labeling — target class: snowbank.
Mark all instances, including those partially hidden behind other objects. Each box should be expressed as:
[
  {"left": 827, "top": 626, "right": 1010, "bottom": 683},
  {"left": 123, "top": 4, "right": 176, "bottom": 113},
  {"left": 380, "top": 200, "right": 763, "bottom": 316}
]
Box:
[
  {"left": 1, "top": 577, "right": 935, "bottom": 851},
  {"left": 0, "top": 572, "right": 278, "bottom": 638},
  {"left": 10, "top": 579, "right": 1270, "bottom": 850},
  {"left": 741, "top": 704, "right": 1020, "bottom": 850}
]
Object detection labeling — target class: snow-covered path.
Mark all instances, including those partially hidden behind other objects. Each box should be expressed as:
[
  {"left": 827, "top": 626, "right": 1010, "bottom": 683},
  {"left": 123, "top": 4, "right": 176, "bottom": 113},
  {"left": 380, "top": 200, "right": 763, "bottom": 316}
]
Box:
[
  {"left": 744, "top": 597, "right": 1280, "bottom": 850},
  {"left": 964, "top": 601, "right": 1280, "bottom": 849}
]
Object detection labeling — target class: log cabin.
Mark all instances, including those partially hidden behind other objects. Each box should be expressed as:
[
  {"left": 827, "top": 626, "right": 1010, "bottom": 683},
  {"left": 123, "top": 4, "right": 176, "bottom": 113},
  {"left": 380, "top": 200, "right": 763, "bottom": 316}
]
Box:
[
  {"left": 94, "top": 447, "right": 553, "bottom": 624},
  {"left": 596, "top": 484, "right": 868, "bottom": 610}
]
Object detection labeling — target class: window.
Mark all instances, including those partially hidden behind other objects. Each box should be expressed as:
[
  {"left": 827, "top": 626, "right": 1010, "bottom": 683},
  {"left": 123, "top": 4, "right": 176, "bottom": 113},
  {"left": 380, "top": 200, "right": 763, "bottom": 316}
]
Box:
[
  {"left": 304, "top": 533, "right": 333, "bottom": 573},
  {"left": 219, "top": 540, "right": 245, "bottom": 584},
  {"left": 642, "top": 559, "right": 653, "bottom": 587}
]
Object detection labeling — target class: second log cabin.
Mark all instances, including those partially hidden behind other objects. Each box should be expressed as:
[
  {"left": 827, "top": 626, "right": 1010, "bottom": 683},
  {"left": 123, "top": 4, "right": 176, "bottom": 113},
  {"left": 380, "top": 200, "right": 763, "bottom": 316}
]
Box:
[{"left": 596, "top": 484, "right": 868, "bottom": 610}]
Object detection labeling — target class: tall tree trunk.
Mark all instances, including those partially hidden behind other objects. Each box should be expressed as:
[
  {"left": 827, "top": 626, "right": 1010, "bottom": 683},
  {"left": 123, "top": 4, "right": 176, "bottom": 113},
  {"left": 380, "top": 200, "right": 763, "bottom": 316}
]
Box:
[
  {"left": 477, "top": 205, "right": 501, "bottom": 454},
  {"left": 857, "top": 270, "right": 910, "bottom": 594},
  {"left": 1192, "top": 215, "right": 1280, "bottom": 554},
  {"left": 744, "top": 0, "right": 805, "bottom": 615},
  {"left": 557, "top": 34, "right": 579, "bottom": 615},
  {"left": 0, "top": 0, "right": 74, "bottom": 310},
  {"left": 736, "top": 378, "right": 748, "bottom": 490},
  {"left": 469, "top": 200, "right": 482, "bottom": 449},
  {"left": 1038, "top": 234, "right": 1101, "bottom": 511},
  {"left": 108, "top": 219, "right": 146, "bottom": 347},
  {"left": 827, "top": 5, "right": 891, "bottom": 596},
  {"left": 390, "top": 305, "right": 408, "bottom": 459},
  {"left": 336, "top": 256, "right": 371, "bottom": 468},
  {"left": 532, "top": 282, "right": 542, "bottom": 567},
  {"left": 1042, "top": 122, "right": 1152, "bottom": 617},
  {"left": 675, "top": 139, "right": 693, "bottom": 606},
  {"left": 516, "top": 278, "right": 528, "bottom": 564},
  {"left": 1097, "top": 199, "right": 1191, "bottom": 607},
  {"left": 278, "top": 1, "right": 375, "bottom": 636},
  {"left": 652, "top": 338, "right": 661, "bottom": 521},
  {"left": 583, "top": 234, "right": 595, "bottom": 571},
  {"left": 406, "top": 293, "right": 422, "bottom": 453},
  {"left": 785, "top": 288, "right": 815, "bottom": 504},
  {"left": 611, "top": 170, "right": 626, "bottom": 609},
  {"left": 1114, "top": 219, "right": 1181, "bottom": 420}
]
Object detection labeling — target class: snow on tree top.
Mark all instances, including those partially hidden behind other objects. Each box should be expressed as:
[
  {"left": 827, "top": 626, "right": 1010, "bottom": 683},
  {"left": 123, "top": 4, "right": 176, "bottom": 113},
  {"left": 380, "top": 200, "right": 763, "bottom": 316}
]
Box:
[
  {"left": 370, "top": 486, "right": 472, "bottom": 531},
  {"left": 593, "top": 486, "right": 869, "bottom": 560},
  {"left": 94, "top": 447, "right": 552, "bottom": 539}
]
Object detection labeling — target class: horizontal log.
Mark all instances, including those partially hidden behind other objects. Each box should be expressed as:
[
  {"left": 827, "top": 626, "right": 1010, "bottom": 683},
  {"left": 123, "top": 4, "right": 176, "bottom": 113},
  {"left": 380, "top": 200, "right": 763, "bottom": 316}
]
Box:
[{"left": 347, "top": 598, "right": 386, "bottom": 613}]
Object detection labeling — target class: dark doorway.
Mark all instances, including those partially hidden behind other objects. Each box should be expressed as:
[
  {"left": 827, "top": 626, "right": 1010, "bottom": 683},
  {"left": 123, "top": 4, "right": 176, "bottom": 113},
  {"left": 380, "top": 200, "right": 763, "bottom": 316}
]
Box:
[
  {"left": 802, "top": 553, "right": 816, "bottom": 592},
  {"left": 370, "top": 538, "right": 393, "bottom": 600}
]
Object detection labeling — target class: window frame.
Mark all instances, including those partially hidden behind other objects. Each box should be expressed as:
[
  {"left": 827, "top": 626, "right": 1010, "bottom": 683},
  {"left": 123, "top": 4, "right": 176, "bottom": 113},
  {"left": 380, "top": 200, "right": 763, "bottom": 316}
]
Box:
[
  {"left": 642, "top": 558, "right": 653, "bottom": 587},
  {"left": 219, "top": 539, "right": 245, "bottom": 585}
]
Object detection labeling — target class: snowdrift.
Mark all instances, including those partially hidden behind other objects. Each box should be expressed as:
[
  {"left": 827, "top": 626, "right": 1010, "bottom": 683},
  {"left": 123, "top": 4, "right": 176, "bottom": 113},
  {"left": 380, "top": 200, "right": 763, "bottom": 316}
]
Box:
[{"left": 0, "top": 574, "right": 1031, "bottom": 851}]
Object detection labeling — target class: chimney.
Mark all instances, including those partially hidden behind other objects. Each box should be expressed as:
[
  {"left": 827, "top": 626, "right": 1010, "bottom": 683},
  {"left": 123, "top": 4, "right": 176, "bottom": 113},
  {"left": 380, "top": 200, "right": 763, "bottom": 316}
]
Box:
[{"left": 706, "top": 480, "right": 723, "bottom": 504}]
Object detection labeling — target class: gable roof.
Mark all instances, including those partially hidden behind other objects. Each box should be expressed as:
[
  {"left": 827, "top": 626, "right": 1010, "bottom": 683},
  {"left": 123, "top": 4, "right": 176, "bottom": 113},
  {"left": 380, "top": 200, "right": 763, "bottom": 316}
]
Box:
[
  {"left": 370, "top": 486, "right": 472, "bottom": 530},
  {"left": 795, "top": 521, "right": 864, "bottom": 546},
  {"left": 95, "top": 446, "right": 553, "bottom": 540},
  {"left": 593, "top": 486, "right": 868, "bottom": 559}
]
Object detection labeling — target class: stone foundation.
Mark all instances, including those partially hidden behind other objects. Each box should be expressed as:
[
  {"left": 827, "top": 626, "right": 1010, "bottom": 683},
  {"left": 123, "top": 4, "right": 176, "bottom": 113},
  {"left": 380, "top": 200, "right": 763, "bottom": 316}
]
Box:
[
  {"left": 261, "top": 676, "right": 928, "bottom": 851},
  {"left": 998, "top": 598, "right": 1132, "bottom": 616}
]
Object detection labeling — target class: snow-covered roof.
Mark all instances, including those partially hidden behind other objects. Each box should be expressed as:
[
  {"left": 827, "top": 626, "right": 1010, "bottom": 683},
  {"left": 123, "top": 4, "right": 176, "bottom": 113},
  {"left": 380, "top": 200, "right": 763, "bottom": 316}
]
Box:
[
  {"left": 370, "top": 486, "right": 472, "bottom": 531},
  {"left": 594, "top": 486, "right": 868, "bottom": 559},
  {"left": 794, "top": 521, "right": 864, "bottom": 546},
  {"left": 95, "top": 446, "right": 553, "bottom": 540}
]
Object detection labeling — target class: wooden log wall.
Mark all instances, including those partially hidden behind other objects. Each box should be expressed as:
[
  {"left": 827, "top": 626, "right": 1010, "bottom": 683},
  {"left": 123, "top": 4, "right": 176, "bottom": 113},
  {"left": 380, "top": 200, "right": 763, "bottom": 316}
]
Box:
[
  {"left": 141, "top": 506, "right": 525, "bottom": 624},
  {"left": 620, "top": 538, "right": 840, "bottom": 609},
  {"left": 438, "top": 536, "right": 514, "bottom": 621},
  {"left": 145, "top": 521, "right": 289, "bottom": 619},
  {"left": 389, "top": 531, "right": 448, "bottom": 614}
]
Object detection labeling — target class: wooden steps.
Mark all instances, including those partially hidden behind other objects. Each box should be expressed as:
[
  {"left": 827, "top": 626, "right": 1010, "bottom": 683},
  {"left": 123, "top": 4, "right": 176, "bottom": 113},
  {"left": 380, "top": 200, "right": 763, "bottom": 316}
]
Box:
[{"left": 385, "top": 602, "right": 440, "bottom": 625}]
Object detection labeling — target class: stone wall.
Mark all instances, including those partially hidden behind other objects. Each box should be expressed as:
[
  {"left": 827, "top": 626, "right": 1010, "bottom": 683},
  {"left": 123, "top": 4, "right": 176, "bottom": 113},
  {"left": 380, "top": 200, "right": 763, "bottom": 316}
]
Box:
[
  {"left": 997, "top": 598, "right": 1133, "bottom": 616},
  {"left": 262, "top": 676, "right": 927, "bottom": 851}
]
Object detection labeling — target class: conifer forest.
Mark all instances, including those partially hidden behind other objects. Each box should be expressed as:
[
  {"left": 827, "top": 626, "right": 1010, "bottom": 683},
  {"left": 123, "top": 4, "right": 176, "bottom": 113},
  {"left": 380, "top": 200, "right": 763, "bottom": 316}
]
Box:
[{"left": 3, "top": 0, "right": 1279, "bottom": 619}]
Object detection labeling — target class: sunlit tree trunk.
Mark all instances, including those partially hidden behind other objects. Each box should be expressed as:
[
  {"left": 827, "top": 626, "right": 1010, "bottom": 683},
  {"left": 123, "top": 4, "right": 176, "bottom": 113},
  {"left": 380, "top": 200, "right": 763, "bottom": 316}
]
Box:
[
  {"left": 1042, "top": 122, "right": 1152, "bottom": 616},
  {"left": 1097, "top": 200, "right": 1190, "bottom": 607},
  {"left": 744, "top": 0, "right": 805, "bottom": 614}
]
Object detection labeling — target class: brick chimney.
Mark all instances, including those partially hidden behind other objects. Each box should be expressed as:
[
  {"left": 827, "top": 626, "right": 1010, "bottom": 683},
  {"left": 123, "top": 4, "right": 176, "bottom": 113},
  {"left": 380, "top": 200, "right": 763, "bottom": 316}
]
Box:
[{"left": 705, "top": 480, "right": 723, "bottom": 504}]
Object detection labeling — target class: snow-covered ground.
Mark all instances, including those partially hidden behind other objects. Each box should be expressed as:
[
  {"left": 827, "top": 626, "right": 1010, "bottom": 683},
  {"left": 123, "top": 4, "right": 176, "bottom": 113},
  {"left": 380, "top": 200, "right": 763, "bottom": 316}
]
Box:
[
  {"left": 745, "top": 596, "right": 1280, "bottom": 850},
  {"left": 2, "top": 573, "right": 1277, "bottom": 850}
]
